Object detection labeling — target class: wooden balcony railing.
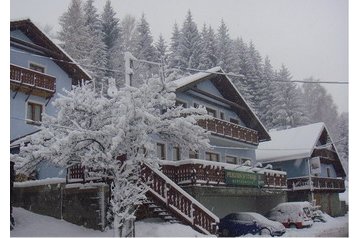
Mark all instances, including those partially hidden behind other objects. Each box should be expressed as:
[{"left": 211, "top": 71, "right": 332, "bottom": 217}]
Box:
[
  {"left": 10, "top": 64, "right": 56, "bottom": 98},
  {"left": 160, "top": 160, "right": 287, "bottom": 189},
  {"left": 287, "top": 176, "right": 345, "bottom": 192},
  {"left": 197, "top": 118, "right": 259, "bottom": 145}
]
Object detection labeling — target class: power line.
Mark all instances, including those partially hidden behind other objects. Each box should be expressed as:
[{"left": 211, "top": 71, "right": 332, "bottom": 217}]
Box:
[{"left": 11, "top": 48, "right": 349, "bottom": 85}]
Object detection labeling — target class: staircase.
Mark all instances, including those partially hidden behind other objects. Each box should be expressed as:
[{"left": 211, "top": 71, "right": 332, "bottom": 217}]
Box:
[
  {"left": 141, "top": 162, "right": 219, "bottom": 235},
  {"left": 67, "top": 162, "right": 219, "bottom": 235}
]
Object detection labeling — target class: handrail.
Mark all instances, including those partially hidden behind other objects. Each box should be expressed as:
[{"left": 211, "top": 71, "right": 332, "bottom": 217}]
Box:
[
  {"left": 287, "top": 176, "right": 345, "bottom": 191},
  {"left": 141, "top": 162, "right": 219, "bottom": 235}
]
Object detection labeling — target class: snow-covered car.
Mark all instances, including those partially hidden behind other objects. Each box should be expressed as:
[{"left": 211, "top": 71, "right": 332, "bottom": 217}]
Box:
[
  {"left": 312, "top": 209, "right": 327, "bottom": 223},
  {"left": 218, "top": 213, "right": 261, "bottom": 237},
  {"left": 235, "top": 212, "right": 286, "bottom": 236},
  {"left": 267, "top": 202, "right": 314, "bottom": 229}
]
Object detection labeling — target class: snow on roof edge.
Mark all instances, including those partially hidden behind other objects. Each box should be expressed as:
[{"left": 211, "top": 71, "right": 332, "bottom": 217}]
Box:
[{"left": 11, "top": 19, "right": 92, "bottom": 81}]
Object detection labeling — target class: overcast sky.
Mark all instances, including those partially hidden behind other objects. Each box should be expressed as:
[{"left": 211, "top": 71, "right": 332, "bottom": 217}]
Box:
[{"left": 10, "top": 0, "right": 349, "bottom": 113}]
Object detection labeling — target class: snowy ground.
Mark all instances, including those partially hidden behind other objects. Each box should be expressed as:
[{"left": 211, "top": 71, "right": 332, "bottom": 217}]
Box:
[{"left": 10, "top": 207, "right": 348, "bottom": 237}]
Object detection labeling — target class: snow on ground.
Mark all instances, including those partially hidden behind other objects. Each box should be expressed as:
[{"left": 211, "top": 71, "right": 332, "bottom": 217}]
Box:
[
  {"left": 10, "top": 207, "right": 208, "bottom": 237},
  {"left": 283, "top": 213, "right": 349, "bottom": 237},
  {"left": 10, "top": 207, "right": 348, "bottom": 237}
]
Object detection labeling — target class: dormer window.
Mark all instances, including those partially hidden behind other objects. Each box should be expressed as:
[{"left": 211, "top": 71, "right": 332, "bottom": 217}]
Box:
[{"left": 29, "top": 62, "right": 45, "bottom": 73}]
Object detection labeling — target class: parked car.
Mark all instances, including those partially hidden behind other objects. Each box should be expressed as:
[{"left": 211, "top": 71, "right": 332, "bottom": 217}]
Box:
[
  {"left": 237, "top": 212, "right": 286, "bottom": 236},
  {"left": 267, "top": 202, "right": 314, "bottom": 229},
  {"left": 218, "top": 213, "right": 260, "bottom": 237},
  {"left": 312, "top": 209, "right": 327, "bottom": 223}
]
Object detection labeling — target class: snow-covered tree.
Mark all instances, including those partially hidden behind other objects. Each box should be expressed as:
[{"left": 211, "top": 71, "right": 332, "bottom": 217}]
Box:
[
  {"left": 155, "top": 34, "right": 168, "bottom": 63},
  {"left": 133, "top": 14, "right": 157, "bottom": 61},
  {"left": 167, "top": 23, "right": 183, "bottom": 77},
  {"left": 177, "top": 10, "right": 202, "bottom": 70},
  {"left": 198, "top": 24, "right": 217, "bottom": 69},
  {"left": 215, "top": 19, "right": 235, "bottom": 72},
  {"left": 334, "top": 112, "right": 349, "bottom": 177},
  {"left": 257, "top": 56, "right": 277, "bottom": 129},
  {"left": 101, "top": 0, "right": 123, "bottom": 80},
  {"left": 271, "top": 65, "right": 308, "bottom": 129},
  {"left": 121, "top": 14, "right": 137, "bottom": 53},
  {"left": 58, "top": 0, "right": 91, "bottom": 66},
  {"left": 83, "top": 0, "right": 107, "bottom": 82},
  {"left": 11, "top": 76, "right": 210, "bottom": 235}
]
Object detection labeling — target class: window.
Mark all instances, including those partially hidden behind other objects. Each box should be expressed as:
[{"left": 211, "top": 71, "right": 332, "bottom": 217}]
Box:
[
  {"left": 189, "top": 150, "right": 199, "bottom": 159},
  {"left": 173, "top": 146, "right": 181, "bottom": 161},
  {"left": 327, "top": 168, "right": 331, "bottom": 178},
  {"left": 175, "top": 100, "right": 187, "bottom": 108},
  {"left": 226, "top": 155, "right": 238, "bottom": 164},
  {"left": 29, "top": 63, "right": 45, "bottom": 73},
  {"left": 157, "top": 143, "right": 166, "bottom": 160},
  {"left": 206, "top": 152, "right": 219, "bottom": 162},
  {"left": 206, "top": 107, "right": 217, "bottom": 118},
  {"left": 230, "top": 118, "right": 239, "bottom": 124},
  {"left": 220, "top": 112, "right": 225, "bottom": 120},
  {"left": 26, "top": 102, "right": 43, "bottom": 124}
]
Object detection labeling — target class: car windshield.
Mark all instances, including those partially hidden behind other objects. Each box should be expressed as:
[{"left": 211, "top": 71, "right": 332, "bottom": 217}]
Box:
[{"left": 239, "top": 213, "right": 268, "bottom": 223}]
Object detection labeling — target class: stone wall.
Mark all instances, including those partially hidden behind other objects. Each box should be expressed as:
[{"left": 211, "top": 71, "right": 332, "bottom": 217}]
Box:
[{"left": 13, "top": 180, "right": 109, "bottom": 231}]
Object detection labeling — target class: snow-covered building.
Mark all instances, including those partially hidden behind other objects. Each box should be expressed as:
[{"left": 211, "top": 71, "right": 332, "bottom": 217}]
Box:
[
  {"left": 10, "top": 19, "right": 91, "bottom": 177},
  {"left": 256, "top": 122, "right": 346, "bottom": 216},
  {"left": 142, "top": 67, "right": 288, "bottom": 217}
]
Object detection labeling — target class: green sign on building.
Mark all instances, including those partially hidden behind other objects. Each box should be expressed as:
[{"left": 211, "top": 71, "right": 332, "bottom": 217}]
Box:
[{"left": 225, "top": 169, "right": 264, "bottom": 187}]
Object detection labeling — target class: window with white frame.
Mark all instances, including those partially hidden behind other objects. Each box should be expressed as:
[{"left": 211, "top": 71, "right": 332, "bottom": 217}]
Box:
[
  {"left": 173, "top": 146, "right": 181, "bottom": 161},
  {"left": 26, "top": 102, "right": 43, "bottom": 124},
  {"left": 206, "top": 152, "right": 219, "bottom": 162},
  {"left": 29, "top": 62, "right": 45, "bottom": 73},
  {"left": 225, "top": 155, "right": 238, "bottom": 164},
  {"left": 157, "top": 143, "right": 166, "bottom": 160}
]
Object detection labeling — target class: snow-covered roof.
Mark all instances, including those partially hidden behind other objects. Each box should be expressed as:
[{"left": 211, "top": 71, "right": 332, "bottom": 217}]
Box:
[
  {"left": 10, "top": 19, "right": 92, "bottom": 82},
  {"left": 172, "top": 67, "right": 271, "bottom": 142},
  {"left": 173, "top": 66, "right": 222, "bottom": 90},
  {"left": 256, "top": 123, "right": 326, "bottom": 162}
]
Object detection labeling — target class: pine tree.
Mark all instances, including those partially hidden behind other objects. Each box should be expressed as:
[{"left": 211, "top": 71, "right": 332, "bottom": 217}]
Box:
[
  {"left": 134, "top": 14, "right": 157, "bottom": 61},
  {"left": 301, "top": 77, "right": 339, "bottom": 130},
  {"left": 334, "top": 112, "right": 349, "bottom": 176},
  {"left": 133, "top": 14, "right": 158, "bottom": 79},
  {"left": 271, "top": 65, "right": 307, "bottom": 129},
  {"left": 198, "top": 24, "right": 217, "bottom": 69},
  {"left": 167, "top": 23, "right": 183, "bottom": 76},
  {"left": 257, "top": 56, "right": 277, "bottom": 129},
  {"left": 177, "top": 10, "right": 202, "bottom": 70},
  {"left": 216, "top": 19, "right": 235, "bottom": 72},
  {"left": 83, "top": 0, "right": 107, "bottom": 82},
  {"left": 58, "top": 0, "right": 91, "bottom": 66},
  {"left": 155, "top": 34, "right": 168, "bottom": 63},
  {"left": 101, "top": 0, "right": 123, "bottom": 79}
]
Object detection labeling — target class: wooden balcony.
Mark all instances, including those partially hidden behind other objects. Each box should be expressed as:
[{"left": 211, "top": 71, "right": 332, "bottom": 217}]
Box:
[
  {"left": 10, "top": 64, "right": 56, "bottom": 98},
  {"left": 287, "top": 176, "right": 345, "bottom": 192},
  {"left": 160, "top": 160, "right": 287, "bottom": 189},
  {"left": 197, "top": 118, "right": 259, "bottom": 145}
]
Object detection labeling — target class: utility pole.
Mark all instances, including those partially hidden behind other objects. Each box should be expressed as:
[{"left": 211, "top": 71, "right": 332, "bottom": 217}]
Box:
[{"left": 124, "top": 52, "right": 136, "bottom": 86}]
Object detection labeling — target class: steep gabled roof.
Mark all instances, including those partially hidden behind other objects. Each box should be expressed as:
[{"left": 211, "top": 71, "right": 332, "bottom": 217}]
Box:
[
  {"left": 173, "top": 67, "right": 270, "bottom": 142},
  {"left": 256, "top": 123, "right": 325, "bottom": 162},
  {"left": 256, "top": 122, "right": 346, "bottom": 177},
  {"left": 10, "top": 19, "right": 91, "bottom": 84}
]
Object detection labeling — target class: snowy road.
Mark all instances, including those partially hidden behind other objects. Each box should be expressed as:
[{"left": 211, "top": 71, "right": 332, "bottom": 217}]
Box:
[{"left": 10, "top": 207, "right": 348, "bottom": 237}]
